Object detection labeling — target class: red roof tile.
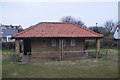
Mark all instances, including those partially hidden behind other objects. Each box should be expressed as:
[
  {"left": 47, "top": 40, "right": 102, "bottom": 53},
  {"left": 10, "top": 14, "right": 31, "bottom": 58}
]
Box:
[{"left": 12, "top": 22, "right": 103, "bottom": 38}]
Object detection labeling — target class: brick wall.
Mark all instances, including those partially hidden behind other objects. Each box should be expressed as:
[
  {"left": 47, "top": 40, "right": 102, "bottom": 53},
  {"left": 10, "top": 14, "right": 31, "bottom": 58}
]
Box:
[
  {"left": 31, "top": 39, "right": 59, "bottom": 52},
  {"left": 31, "top": 39, "right": 85, "bottom": 60},
  {"left": 31, "top": 39, "right": 85, "bottom": 52}
]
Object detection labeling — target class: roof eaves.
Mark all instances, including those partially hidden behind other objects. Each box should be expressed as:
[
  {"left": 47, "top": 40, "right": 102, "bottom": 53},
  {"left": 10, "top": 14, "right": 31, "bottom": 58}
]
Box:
[{"left": 11, "top": 36, "right": 104, "bottom": 39}]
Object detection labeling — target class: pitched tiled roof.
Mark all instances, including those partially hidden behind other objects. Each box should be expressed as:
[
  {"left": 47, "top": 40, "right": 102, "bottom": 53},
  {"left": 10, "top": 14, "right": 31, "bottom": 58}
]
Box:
[{"left": 12, "top": 22, "right": 103, "bottom": 38}]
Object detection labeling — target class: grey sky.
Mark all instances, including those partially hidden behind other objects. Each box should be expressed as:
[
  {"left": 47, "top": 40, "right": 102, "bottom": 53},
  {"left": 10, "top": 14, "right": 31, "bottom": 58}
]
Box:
[{"left": 1, "top": 2, "right": 118, "bottom": 29}]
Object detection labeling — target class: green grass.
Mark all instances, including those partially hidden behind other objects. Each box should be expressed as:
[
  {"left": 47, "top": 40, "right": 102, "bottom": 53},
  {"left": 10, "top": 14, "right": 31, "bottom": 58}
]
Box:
[
  {"left": 86, "top": 47, "right": 118, "bottom": 50},
  {"left": 88, "top": 52, "right": 106, "bottom": 59},
  {"left": 2, "top": 49, "right": 15, "bottom": 53},
  {"left": 2, "top": 49, "right": 118, "bottom": 78}
]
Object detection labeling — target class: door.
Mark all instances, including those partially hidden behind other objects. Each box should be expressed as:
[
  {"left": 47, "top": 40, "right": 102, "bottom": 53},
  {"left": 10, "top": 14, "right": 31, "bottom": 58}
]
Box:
[{"left": 23, "top": 39, "right": 31, "bottom": 55}]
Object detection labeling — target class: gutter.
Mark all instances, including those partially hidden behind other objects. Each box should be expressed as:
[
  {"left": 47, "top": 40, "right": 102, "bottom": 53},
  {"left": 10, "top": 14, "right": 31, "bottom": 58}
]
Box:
[{"left": 11, "top": 36, "right": 104, "bottom": 40}]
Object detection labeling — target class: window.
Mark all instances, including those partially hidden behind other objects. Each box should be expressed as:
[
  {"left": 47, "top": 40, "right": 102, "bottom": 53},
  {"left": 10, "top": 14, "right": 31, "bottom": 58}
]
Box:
[
  {"left": 52, "top": 39, "right": 56, "bottom": 46},
  {"left": 63, "top": 40, "right": 66, "bottom": 46},
  {"left": 2, "top": 37, "right": 7, "bottom": 42},
  {"left": 71, "top": 39, "right": 75, "bottom": 46},
  {"left": 42, "top": 39, "right": 46, "bottom": 42},
  {"left": 117, "top": 29, "right": 119, "bottom": 32},
  {"left": 8, "top": 37, "right": 12, "bottom": 41}
]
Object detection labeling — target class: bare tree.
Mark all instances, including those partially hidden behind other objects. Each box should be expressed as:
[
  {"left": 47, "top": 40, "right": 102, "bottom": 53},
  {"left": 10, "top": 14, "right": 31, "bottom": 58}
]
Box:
[
  {"left": 89, "top": 26, "right": 107, "bottom": 35},
  {"left": 61, "top": 16, "right": 75, "bottom": 23},
  {"left": 104, "top": 20, "right": 117, "bottom": 34},
  {"left": 61, "top": 16, "right": 87, "bottom": 28}
]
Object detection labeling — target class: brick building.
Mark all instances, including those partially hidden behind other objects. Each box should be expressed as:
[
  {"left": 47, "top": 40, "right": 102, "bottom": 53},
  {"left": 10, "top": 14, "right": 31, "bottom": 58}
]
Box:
[{"left": 12, "top": 22, "right": 103, "bottom": 60}]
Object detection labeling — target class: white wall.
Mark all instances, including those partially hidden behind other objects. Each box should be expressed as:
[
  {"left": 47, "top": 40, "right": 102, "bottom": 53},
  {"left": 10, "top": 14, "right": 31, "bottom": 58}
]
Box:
[
  {"left": 114, "top": 27, "right": 120, "bottom": 39},
  {"left": 6, "top": 35, "right": 15, "bottom": 42}
]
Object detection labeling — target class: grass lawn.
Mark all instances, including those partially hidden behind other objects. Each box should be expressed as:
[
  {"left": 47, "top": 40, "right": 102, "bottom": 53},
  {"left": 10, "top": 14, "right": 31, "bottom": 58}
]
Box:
[
  {"left": 2, "top": 49, "right": 118, "bottom": 78},
  {"left": 2, "top": 49, "right": 15, "bottom": 53}
]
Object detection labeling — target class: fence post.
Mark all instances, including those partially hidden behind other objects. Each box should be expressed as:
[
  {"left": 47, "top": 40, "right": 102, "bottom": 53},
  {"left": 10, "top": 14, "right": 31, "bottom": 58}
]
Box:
[
  {"left": 59, "top": 39, "right": 62, "bottom": 61},
  {"left": 15, "top": 40, "right": 20, "bottom": 55},
  {"left": 106, "top": 50, "right": 108, "bottom": 59},
  {"left": 96, "top": 39, "right": 100, "bottom": 59},
  {"left": 28, "top": 52, "right": 31, "bottom": 62},
  {"left": 12, "top": 53, "right": 15, "bottom": 63}
]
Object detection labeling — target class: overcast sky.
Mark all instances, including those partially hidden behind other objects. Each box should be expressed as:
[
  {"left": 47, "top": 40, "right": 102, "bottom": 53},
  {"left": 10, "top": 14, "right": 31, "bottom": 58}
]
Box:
[{"left": 1, "top": 2, "right": 118, "bottom": 29}]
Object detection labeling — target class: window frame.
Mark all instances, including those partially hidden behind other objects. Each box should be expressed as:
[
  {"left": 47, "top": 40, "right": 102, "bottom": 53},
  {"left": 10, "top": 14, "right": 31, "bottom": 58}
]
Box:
[
  {"left": 63, "top": 40, "right": 66, "bottom": 46},
  {"left": 71, "top": 39, "right": 75, "bottom": 46},
  {"left": 51, "top": 39, "right": 56, "bottom": 46}
]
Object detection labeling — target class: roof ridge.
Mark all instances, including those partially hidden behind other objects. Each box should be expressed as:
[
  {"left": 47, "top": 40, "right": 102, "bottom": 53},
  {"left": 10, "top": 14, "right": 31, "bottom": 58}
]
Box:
[{"left": 41, "top": 22, "right": 72, "bottom": 24}]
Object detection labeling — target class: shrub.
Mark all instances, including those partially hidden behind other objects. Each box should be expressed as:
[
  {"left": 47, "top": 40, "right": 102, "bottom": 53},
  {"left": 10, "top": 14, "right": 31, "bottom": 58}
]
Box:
[{"left": 2, "top": 42, "right": 15, "bottom": 50}]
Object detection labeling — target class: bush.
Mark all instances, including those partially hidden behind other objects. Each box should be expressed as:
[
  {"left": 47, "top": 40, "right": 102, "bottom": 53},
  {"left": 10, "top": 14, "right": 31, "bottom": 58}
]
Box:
[
  {"left": 85, "top": 38, "right": 117, "bottom": 49},
  {"left": 2, "top": 42, "right": 15, "bottom": 50},
  {"left": 101, "top": 38, "right": 117, "bottom": 48}
]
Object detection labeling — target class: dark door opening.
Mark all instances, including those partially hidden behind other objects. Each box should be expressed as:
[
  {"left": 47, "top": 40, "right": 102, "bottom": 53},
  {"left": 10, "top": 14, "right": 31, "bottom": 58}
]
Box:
[{"left": 23, "top": 39, "right": 31, "bottom": 55}]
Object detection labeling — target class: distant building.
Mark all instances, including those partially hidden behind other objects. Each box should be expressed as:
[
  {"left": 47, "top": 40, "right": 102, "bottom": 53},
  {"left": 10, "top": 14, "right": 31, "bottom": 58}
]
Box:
[
  {"left": 114, "top": 25, "right": 120, "bottom": 39},
  {"left": 0, "top": 24, "right": 23, "bottom": 42}
]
